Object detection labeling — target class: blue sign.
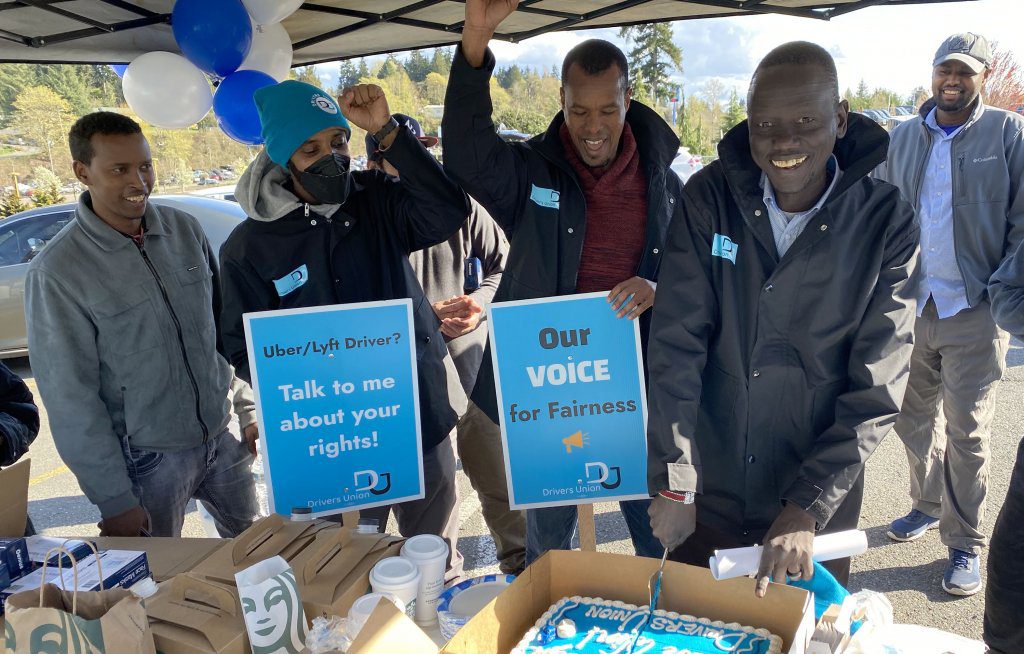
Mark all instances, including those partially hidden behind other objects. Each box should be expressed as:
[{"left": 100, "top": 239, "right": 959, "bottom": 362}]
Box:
[
  {"left": 244, "top": 300, "right": 423, "bottom": 517},
  {"left": 487, "top": 293, "right": 650, "bottom": 509}
]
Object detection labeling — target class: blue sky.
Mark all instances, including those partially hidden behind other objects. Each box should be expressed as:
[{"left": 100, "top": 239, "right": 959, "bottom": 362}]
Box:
[{"left": 320, "top": 0, "right": 1020, "bottom": 100}]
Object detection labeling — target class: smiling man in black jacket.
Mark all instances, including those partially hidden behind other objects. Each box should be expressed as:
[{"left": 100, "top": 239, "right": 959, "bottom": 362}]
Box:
[
  {"left": 443, "top": 0, "right": 679, "bottom": 564},
  {"left": 647, "top": 42, "right": 920, "bottom": 592},
  {"left": 219, "top": 80, "right": 470, "bottom": 577}
]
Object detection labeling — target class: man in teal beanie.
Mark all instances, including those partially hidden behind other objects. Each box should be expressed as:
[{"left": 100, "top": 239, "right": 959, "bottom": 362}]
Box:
[{"left": 219, "top": 80, "right": 472, "bottom": 577}]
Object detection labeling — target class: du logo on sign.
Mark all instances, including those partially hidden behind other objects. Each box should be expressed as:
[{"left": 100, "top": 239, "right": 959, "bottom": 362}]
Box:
[
  {"left": 487, "top": 293, "right": 650, "bottom": 509},
  {"left": 244, "top": 300, "right": 424, "bottom": 518}
]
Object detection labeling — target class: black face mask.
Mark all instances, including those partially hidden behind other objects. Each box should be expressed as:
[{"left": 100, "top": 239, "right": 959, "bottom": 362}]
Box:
[{"left": 291, "top": 152, "right": 353, "bottom": 205}]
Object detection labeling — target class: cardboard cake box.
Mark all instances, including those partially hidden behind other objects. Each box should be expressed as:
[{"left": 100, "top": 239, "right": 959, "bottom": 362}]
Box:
[
  {"left": 350, "top": 550, "right": 815, "bottom": 654},
  {"left": 190, "top": 514, "right": 404, "bottom": 622}
]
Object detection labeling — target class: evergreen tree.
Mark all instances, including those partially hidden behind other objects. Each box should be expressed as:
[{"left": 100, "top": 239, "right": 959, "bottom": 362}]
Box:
[
  {"left": 337, "top": 60, "right": 360, "bottom": 93},
  {"left": 378, "top": 55, "right": 402, "bottom": 80},
  {"left": 721, "top": 89, "right": 746, "bottom": 131},
  {"left": 619, "top": 23, "right": 682, "bottom": 105},
  {"left": 0, "top": 64, "right": 35, "bottom": 123},
  {"left": 430, "top": 48, "right": 453, "bottom": 76},
  {"left": 30, "top": 166, "right": 64, "bottom": 206},
  {"left": 357, "top": 58, "right": 370, "bottom": 80},
  {"left": 496, "top": 64, "right": 525, "bottom": 90},
  {"left": 292, "top": 66, "right": 323, "bottom": 88},
  {"left": 33, "top": 65, "right": 93, "bottom": 115},
  {"left": 0, "top": 188, "right": 27, "bottom": 217},
  {"left": 405, "top": 49, "right": 431, "bottom": 83}
]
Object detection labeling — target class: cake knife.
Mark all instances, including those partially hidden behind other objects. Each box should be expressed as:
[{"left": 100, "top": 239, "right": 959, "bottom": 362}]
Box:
[{"left": 628, "top": 547, "right": 670, "bottom": 654}]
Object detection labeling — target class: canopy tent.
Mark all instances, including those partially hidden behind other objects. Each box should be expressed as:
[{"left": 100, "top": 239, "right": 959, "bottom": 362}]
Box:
[{"left": 0, "top": 0, "right": 974, "bottom": 66}]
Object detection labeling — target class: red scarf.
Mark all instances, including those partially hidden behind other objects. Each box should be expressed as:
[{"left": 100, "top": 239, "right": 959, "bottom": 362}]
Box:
[{"left": 560, "top": 123, "right": 648, "bottom": 293}]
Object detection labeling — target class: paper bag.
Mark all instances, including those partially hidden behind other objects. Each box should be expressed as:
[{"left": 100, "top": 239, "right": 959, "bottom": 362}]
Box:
[
  {"left": 148, "top": 573, "right": 249, "bottom": 654},
  {"left": 4, "top": 546, "right": 155, "bottom": 653},
  {"left": 235, "top": 555, "right": 308, "bottom": 654}
]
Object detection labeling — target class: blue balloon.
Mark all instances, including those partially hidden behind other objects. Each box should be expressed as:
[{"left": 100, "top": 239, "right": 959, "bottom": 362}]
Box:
[
  {"left": 110, "top": 64, "right": 128, "bottom": 78},
  {"left": 172, "top": 0, "right": 252, "bottom": 77},
  {"left": 214, "top": 69, "right": 277, "bottom": 145}
]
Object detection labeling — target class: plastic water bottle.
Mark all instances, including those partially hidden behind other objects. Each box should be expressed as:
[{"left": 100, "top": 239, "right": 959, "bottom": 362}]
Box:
[{"left": 252, "top": 453, "right": 270, "bottom": 517}]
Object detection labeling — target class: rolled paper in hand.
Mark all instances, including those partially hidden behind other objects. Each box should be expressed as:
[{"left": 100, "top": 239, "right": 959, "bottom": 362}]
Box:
[{"left": 708, "top": 529, "right": 869, "bottom": 581}]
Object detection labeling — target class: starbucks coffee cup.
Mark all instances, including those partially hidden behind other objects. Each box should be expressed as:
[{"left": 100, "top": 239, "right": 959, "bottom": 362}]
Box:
[
  {"left": 369, "top": 557, "right": 420, "bottom": 619},
  {"left": 400, "top": 534, "right": 449, "bottom": 625},
  {"left": 346, "top": 592, "right": 405, "bottom": 640}
]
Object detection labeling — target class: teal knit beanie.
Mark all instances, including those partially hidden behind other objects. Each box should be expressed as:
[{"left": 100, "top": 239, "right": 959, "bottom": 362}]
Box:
[{"left": 254, "top": 80, "right": 351, "bottom": 167}]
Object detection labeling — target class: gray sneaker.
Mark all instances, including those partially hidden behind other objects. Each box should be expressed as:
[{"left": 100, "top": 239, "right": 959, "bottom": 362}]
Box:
[{"left": 942, "top": 548, "right": 982, "bottom": 596}]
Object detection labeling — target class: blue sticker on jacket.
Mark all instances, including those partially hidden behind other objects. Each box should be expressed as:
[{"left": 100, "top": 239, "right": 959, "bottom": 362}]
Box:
[
  {"left": 529, "top": 184, "right": 560, "bottom": 209},
  {"left": 274, "top": 264, "right": 309, "bottom": 297},
  {"left": 711, "top": 234, "right": 738, "bottom": 265}
]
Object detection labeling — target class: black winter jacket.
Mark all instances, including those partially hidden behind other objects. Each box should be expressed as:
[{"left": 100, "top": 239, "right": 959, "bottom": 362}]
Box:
[
  {"left": 0, "top": 362, "right": 38, "bottom": 467},
  {"left": 647, "top": 114, "right": 921, "bottom": 535},
  {"left": 220, "top": 128, "right": 470, "bottom": 452},
  {"left": 442, "top": 45, "right": 683, "bottom": 420}
]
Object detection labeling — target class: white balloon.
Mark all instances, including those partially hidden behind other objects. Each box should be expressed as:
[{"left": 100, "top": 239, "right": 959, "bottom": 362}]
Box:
[
  {"left": 123, "top": 52, "right": 212, "bottom": 129},
  {"left": 241, "top": 0, "right": 302, "bottom": 26},
  {"left": 239, "top": 21, "right": 293, "bottom": 82}
]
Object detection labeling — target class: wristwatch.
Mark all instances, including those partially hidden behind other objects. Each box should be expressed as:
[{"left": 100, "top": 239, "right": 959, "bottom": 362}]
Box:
[
  {"left": 659, "top": 489, "right": 695, "bottom": 504},
  {"left": 371, "top": 116, "right": 400, "bottom": 146}
]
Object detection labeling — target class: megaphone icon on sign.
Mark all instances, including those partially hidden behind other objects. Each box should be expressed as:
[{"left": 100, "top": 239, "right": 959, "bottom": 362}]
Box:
[{"left": 562, "top": 431, "right": 588, "bottom": 453}]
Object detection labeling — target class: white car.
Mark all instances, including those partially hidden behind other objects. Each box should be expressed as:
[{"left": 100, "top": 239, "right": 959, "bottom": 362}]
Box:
[
  {"left": 671, "top": 147, "right": 705, "bottom": 184},
  {"left": 0, "top": 195, "right": 245, "bottom": 358}
]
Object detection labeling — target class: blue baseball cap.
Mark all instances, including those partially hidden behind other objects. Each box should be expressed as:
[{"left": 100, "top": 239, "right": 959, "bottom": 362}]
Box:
[{"left": 254, "top": 80, "right": 351, "bottom": 166}]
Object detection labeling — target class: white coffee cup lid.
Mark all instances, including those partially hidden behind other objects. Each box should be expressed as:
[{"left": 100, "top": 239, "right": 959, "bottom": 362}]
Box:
[
  {"left": 401, "top": 534, "right": 449, "bottom": 562},
  {"left": 370, "top": 556, "right": 420, "bottom": 587},
  {"left": 350, "top": 592, "right": 405, "bottom": 620}
]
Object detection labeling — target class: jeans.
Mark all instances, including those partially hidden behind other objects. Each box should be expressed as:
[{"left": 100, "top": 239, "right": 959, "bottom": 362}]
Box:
[
  {"left": 525, "top": 498, "right": 662, "bottom": 565},
  {"left": 121, "top": 428, "right": 258, "bottom": 538},
  {"left": 984, "top": 437, "right": 1024, "bottom": 654}
]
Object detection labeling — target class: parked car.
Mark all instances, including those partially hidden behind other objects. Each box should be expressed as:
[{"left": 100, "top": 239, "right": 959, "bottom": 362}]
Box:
[
  {"left": 671, "top": 146, "right": 704, "bottom": 185},
  {"left": 0, "top": 195, "right": 245, "bottom": 358}
]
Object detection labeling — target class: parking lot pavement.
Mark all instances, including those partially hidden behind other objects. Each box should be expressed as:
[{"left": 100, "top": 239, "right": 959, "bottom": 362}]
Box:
[{"left": 11, "top": 342, "right": 1023, "bottom": 640}]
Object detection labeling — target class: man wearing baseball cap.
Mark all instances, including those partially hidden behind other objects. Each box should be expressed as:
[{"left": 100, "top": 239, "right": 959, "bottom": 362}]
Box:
[
  {"left": 219, "top": 81, "right": 471, "bottom": 576},
  {"left": 879, "top": 33, "right": 1024, "bottom": 596},
  {"left": 367, "top": 114, "right": 527, "bottom": 575}
]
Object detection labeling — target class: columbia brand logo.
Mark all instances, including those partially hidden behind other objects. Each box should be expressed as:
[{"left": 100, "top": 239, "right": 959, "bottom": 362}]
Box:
[
  {"left": 973, "top": 155, "right": 998, "bottom": 163},
  {"left": 949, "top": 36, "right": 972, "bottom": 53}
]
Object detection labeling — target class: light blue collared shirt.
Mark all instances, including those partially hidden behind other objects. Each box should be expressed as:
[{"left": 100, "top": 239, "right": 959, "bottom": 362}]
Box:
[
  {"left": 762, "top": 155, "right": 841, "bottom": 258},
  {"left": 917, "top": 107, "right": 969, "bottom": 318}
]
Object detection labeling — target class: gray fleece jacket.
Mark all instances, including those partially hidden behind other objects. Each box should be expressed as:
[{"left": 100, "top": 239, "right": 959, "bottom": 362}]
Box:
[
  {"left": 25, "top": 194, "right": 254, "bottom": 519},
  {"left": 878, "top": 98, "right": 1024, "bottom": 307},
  {"left": 409, "top": 199, "right": 508, "bottom": 399}
]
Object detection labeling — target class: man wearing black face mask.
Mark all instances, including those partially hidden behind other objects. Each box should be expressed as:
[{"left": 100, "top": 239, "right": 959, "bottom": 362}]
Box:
[{"left": 219, "top": 81, "right": 471, "bottom": 576}]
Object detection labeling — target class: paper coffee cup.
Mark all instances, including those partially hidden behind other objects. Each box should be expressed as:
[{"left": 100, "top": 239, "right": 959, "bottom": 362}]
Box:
[
  {"left": 346, "top": 592, "right": 405, "bottom": 640},
  {"left": 369, "top": 557, "right": 420, "bottom": 619},
  {"left": 400, "top": 534, "right": 449, "bottom": 626}
]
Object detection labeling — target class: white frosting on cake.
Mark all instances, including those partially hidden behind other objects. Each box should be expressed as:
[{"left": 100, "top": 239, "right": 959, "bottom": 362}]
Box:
[{"left": 511, "top": 596, "right": 783, "bottom": 654}]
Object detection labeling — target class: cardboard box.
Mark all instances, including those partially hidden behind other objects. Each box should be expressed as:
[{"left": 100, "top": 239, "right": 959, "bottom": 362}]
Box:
[
  {"left": 0, "top": 458, "right": 29, "bottom": 537},
  {"left": 93, "top": 537, "right": 226, "bottom": 582},
  {"left": 26, "top": 536, "right": 96, "bottom": 568},
  {"left": 447, "top": 551, "right": 813, "bottom": 654},
  {"left": 0, "top": 538, "right": 30, "bottom": 578},
  {"left": 148, "top": 573, "right": 248, "bottom": 654},
  {"left": 191, "top": 514, "right": 404, "bottom": 621},
  {"left": 1, "top": 550, "right": 151, "bottom": 611}
]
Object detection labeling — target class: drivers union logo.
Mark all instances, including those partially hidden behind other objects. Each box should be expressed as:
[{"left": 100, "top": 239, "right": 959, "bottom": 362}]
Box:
[{"left": 311, "top": 94, "right": 338, "bottom": 114}]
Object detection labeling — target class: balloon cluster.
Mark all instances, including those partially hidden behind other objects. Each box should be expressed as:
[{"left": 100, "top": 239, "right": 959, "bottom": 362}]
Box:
[{"left": 118, "top": 0, "right": 302, "bottom": 144}]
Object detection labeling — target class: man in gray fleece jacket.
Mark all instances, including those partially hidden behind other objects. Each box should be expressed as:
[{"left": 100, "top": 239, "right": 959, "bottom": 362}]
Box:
[
  {"left": 25, "top": 112, "right": 259, "bottom": 538},
  {"left": 878, "top": 33, "right": 1024, "bottom": 596},
  {"left": 366, "top": 114, "right": 526, "bottom": 574}
]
